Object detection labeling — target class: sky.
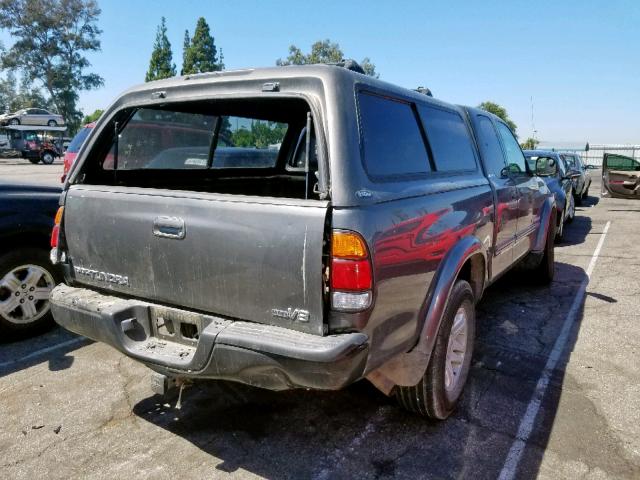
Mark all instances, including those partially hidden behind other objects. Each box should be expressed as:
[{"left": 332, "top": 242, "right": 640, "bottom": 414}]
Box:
[{"left": 2, "top": 0, "right": 639, "bottom": 145}]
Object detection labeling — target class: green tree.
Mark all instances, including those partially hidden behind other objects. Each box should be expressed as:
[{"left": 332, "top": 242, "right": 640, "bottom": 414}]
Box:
[
  {"left": 182, "top": 17, "right": 222, "bottom": 75},
  {"left": 0, "top": 0, "right": 104, "bottom": 132},
  {"left": 145, "top": 17, "right": 176, "bottom": 82},
  {"left": 82, "top": 108, "right": 103, "bottom": 124},
  {"left": 181, "top": 29, "right": 190, "bottom": 75},
  {"left": 276, "top": 39, "right": 379, "bottom": 78},
  {"left": 520, "top": 137, "right": 539, "bottom": 150},
  {"left": 478, "top": 101, "right": 517, "bottom": 135}
]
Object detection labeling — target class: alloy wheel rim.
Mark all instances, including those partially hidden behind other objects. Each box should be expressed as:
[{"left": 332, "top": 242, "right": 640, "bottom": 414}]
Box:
[
  {"left": 0, "top": 264, "right": 55, "bottom": 324},
  {"left": 568, "top": 194, "right": 575, "bottom": 219},
  {"left": 444, "top": 306, "right": 468, "bottom": 393}
]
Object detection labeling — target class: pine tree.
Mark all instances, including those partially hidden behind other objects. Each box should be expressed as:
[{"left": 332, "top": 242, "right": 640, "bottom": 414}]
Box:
[
  {"left": 181, "top": 29, "right": 190, "bottom": 75},
  {"left": 181, "top": 17, "right": 221, "bottom": 75},
  {"left": 145, "top": 17, "right": 176, "bottom": 82}
]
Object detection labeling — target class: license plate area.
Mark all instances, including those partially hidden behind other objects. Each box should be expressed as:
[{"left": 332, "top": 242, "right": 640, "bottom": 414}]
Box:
[{"left": 150, "top": 306, "right": 207, "bottom": 347}]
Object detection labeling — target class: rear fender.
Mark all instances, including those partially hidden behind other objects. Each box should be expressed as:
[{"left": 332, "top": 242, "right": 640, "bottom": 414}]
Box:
[
  {"left": 532, "top": 196, "right": 556, "bottom": 253},
  {"left": 367, "top": 235, "right": 485, "bottom": 392}
]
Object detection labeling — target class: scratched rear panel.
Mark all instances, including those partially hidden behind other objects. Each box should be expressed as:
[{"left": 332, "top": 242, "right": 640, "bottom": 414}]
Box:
[{"left": 63, "top": 185, "right": 329, "bottom": 335}]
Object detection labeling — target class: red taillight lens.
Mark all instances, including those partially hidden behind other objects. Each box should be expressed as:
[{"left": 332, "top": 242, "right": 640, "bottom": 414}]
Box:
[
  {"left": 50, "top": 207, "right": 63, "bottom": 248},
  {"left": 330, "top": 258, "right": 372, "bottom": 290},
  {"left": 50, "top": 224, "right": 59, "bottom": 248}
]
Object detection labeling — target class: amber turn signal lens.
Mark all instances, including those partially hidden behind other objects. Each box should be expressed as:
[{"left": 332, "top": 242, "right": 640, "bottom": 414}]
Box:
[
  {"left": 54, "top": 206, "right": 64, "bottom": 225},
  {"left": 331, "top": 231, "right": 368, "bottom": 259}
]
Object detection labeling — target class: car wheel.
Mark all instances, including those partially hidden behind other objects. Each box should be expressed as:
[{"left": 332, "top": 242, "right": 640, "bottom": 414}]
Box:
[
  {"left": 566, "top": 190, "right": 575, "bottom": 224},
  {"left": 9, "top": 118, "right": 20, "bottom": 125},
  {"left": 28, "top": 157, "right": 41, "bottom": 165},
  {"left": 0, "top": 248, "right": 61, "bottom": 335},
  {"left": 531, "top": 213, "right": 556, "bottom": 285},
  {"left": 41, "top": 151, "right": 55, "bottom": 165},
  {"left": 555, "top": 214, "right": 564, "bottom": 243},
  {"left": 395, "top": 280, "right": 475, "bottom": 419},
  {"left": 582, "top": 186, "right": 589, "bottom": 200},
  {"left": 47, "top": 120, "right": 57, "bottom": 127}
]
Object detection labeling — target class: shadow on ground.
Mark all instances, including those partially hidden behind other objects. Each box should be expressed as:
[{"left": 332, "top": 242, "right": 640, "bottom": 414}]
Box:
[{"left": 0, "top": 326, "right": 89, "bottom": 377}]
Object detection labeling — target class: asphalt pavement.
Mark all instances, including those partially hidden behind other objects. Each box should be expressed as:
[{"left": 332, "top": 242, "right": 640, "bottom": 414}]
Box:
[{"left": 1, "top": 169, "right": 639, "bottom": 480}]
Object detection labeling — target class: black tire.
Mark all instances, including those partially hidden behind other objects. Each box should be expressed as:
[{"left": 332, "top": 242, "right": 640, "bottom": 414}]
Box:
[
  {"left": 531, "top": 214, "right": 556, "bottom": 285},
  {"left": 47, "top": 119, "right": 57, "bottom": 127},
  {"left": 28, "top": 157, "right": 41, "bottom": 165},
  {"left": 0, "top": 248, "right": 61, "bottom": 336},
  {"left": 41, "top": 151, "right": 55, "bottom": 165},
  {"left": 575, "top": 191, "right": 583, "bottom": 206},
  {"left": 582, "top": 186, "right": 589, "bottom": 200},
  {"left": 8, "top": 118, "right": 20, "bottom": 125},
  {"left": 395, "top": 280, "right": 475, "bottom": 419},
  {"left": 555, "top": 214, "right": 564, "bottom": 243}
]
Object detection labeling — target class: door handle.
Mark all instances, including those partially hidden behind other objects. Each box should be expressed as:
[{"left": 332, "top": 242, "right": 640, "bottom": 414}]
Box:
[{"left": 153, "top": 216, "right": 185, "bottom": 239}]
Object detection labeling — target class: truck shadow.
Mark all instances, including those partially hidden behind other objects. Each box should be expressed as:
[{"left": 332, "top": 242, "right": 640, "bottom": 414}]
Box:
[{"left": 132, "top": 259, "right": 596, "bottom": 479}]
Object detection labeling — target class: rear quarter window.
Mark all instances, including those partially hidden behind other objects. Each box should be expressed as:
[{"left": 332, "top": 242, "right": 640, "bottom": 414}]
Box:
[
  {"left": 418, "top": 105, "right": 477, "bottom": 172},
  {"left": 358, "top": 92, "right": 431, "bottom": 179}
]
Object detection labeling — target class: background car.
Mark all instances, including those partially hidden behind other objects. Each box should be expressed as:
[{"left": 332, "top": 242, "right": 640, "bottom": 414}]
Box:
[
  {"left": 1, "top": 108, "right": 65, "bottom": 127},
  {"left": 601, "top": 153, "right": 640, "bottom": 200},
  {"left": 560, "top": 152, "right": 591, "bottom": 204},
  {"left": 62, "top": 122, "right": 95, "bottom": 182},
  {"left": 0, "top": 182, "right": 62, "bottom": 336},
  {"left": 525, "top": 150, "right": 579, "bottom": 241}
]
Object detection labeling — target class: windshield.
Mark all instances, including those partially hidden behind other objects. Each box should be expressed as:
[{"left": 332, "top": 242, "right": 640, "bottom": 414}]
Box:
[{"left": 67, "top": 126, "right": 92, "bottom": 153}]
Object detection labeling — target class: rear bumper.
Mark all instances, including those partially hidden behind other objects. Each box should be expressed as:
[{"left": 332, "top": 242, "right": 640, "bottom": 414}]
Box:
[{"left": 50, "top": 284, "right": 369, "bottom": 391}]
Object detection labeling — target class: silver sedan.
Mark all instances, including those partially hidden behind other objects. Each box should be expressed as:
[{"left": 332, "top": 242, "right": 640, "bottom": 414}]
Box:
[{"left": 0, "top": 108, "right": 65, "bottom": 127}]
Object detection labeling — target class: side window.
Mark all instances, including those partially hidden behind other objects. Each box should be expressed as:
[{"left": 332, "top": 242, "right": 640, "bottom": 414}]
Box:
[
  {"left": 418, "top": 105, "right": 477, "bottom": 172},
  {"left": 475, "top": 115, "right": 506, "bottom": 177},
  {"left": 358, "top": 92, "right": 431, "bottom": 178},
  {"left": 605, "top": 154, "right": 640, "bottom": 171},
  {"left": 496, "top": 122, "right": 527, "bottom": 175}
]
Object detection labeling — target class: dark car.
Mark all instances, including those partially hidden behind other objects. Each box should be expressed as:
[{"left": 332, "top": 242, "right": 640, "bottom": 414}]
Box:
[
  {"left": 0, "top": 183, "right": 62, "bottom": 335},
  {"left": 560, "top": 152, "right": 591, "bottom": 204},
  {"left": 50, "top": 64, "right": 556, "bottom": 419},
  {"left": 601, "top": 153, "right": 640, "bottom": 199},
  {"left": 524, "top": 150, "right": 578, "bottom": 241}
]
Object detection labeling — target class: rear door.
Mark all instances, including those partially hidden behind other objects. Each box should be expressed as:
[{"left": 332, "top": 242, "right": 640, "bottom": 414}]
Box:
[
  {"left": 602, "top": 154, "right": 640, "bottom": 199},
  {"left": 63, "top": 102, "right": 329, "bottom": 335},
  {"left": 494, "top": 121, "right": 539, "bottom": 261},
  {"left": 470, "top": 113, "right": 518, "bottom": 277}
]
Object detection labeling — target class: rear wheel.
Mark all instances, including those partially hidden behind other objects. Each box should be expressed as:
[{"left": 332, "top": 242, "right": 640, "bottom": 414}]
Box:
[
  {"left": 41, "top": 151, "right": 55, "bottom": 165},
  {"left": 565, "top": 190, "right": 575, "bottom": 224},
  {"left": 395, "top": 280, "right": 475, "bottom": 419},
  {"left": 47, "top": 119, "right": 57, "bottom": 127},
  {"left": 531, "top": 215, "right": 556, "bottom": 285},
  {"left": 28, "top": 157, "right": 41, "bottom": 165},
  {"left": 0, "top": 249, "right": 61, "bottom": 335},
  {"left": 8, "top": 118, "right": 20, "bottom": 125}
]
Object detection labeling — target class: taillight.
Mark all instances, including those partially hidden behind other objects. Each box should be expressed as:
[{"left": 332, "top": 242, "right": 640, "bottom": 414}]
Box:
[
  {"left": 330, "top": 231, "right": 373, "bottom": 312},
  {"left": 50, "top": 207, "right": 64, "bottom": 263}
]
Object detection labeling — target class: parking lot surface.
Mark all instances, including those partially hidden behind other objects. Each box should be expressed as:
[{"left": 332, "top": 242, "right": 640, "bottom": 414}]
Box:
[
  {"left": 0, "top": 156, "right": 64, "bottom": 186},
  {"left": 1, "top": 172, "right": 639, "bottom": 480}
]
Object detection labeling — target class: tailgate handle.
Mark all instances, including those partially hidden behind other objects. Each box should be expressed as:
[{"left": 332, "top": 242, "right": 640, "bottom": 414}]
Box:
[{"left": 153, "top": 216, "right": 185, "bottom": 239}]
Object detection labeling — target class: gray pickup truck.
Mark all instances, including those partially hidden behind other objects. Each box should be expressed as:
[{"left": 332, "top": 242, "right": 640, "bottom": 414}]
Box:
[{"left": 50, "top": 65, "right": 556, "bottom": 419}]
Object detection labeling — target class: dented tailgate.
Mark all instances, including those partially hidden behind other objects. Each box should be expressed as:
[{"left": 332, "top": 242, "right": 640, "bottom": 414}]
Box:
[{"left": 63, "top": 185, "right": 329, "bottom": 335}]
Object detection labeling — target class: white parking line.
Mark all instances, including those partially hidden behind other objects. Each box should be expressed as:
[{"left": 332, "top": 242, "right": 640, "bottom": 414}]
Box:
[
  {"left": 0, "top": 337, "right": 86, "bottom": 370},
  {"left": 498, "top": 221, "right": 611, "bottom": 480}
]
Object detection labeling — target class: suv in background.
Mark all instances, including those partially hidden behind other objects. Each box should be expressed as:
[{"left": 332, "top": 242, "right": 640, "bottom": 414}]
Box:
[
  {"left": 51, "top": 65, "right": 556, "bottom": 419},
  {"left": 601, "top": 153, "right": 640, "bottom": 199},
  {"left": 560, "top": 152, "right": 591, "bottom": 204}
]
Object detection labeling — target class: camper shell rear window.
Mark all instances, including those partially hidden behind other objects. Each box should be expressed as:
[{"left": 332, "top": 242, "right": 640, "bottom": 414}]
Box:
[{"left": 78, "top": 97, "right": 324, "bottom": 200}]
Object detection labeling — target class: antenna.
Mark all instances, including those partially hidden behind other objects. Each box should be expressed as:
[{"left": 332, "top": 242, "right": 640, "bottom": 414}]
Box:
[{"left": 530, "top": 96, "right": 537, "bottom": 140}]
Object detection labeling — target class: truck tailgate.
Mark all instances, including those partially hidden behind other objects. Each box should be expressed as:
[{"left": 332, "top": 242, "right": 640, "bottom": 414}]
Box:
[{"left": 63, "top": 185, "right": 328, "bottom": 335}]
